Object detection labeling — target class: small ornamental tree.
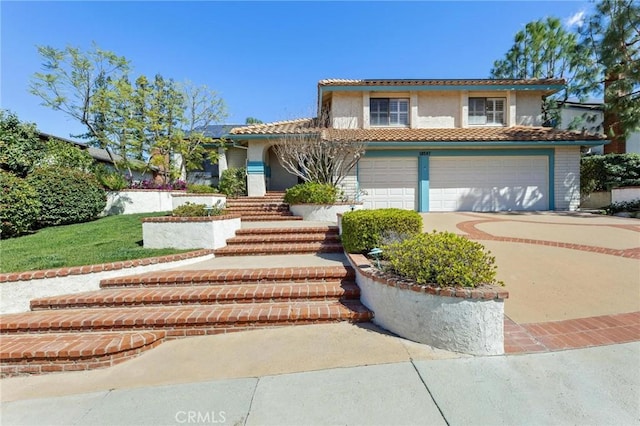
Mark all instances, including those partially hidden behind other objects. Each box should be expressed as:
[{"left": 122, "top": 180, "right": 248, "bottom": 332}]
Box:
[{"left": 272, "top": 121, "right": 366, "bottom": 187}]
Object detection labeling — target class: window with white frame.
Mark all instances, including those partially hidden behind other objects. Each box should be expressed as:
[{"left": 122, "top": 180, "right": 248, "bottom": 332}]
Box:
[
  {"left": 469, "top": 97, "right": 505, "bottom": 125},
  {"left": 370, "top": 98, "right": 409, "bottom": 126}
]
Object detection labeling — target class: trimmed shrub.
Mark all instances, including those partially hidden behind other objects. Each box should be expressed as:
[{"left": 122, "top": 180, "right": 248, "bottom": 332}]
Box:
[
  {"left": 341, "top": 208, "right": 422, "bottom": 253},
  {"left": 94, "top": 165, "right": 129, "bottom": 191},
  {"left": 605, "top": 199, "right": 640, "bottom": 215},
  {"left": 0, "top": 171, "right": 41, "bottom": 237},
  {"left": 384, "top": 231, "right": 502, "bottom": 288},
  {"left": 172, "top": 201, "right": 225, "bottom": 217},
  {"left": 0, "top": 110, "right": 47, "bottom": 177},
  {"left": 219, "top": 167, "right": 246, "bottom": 197},
  {"left": 27, "top": 167, "right": 106, "bottom": 227},
  {"left": 581, "top": 153, "right": 640, "bottom": 194},
  {"left": 284, "top": 182, "right": 339, "bottom": 204},
  {"left": 187, "top": 183, "right": 217, "bottom": 194}
]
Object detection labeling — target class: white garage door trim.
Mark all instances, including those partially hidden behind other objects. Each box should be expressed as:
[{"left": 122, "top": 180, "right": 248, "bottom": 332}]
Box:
[
  {"left": 358, "top": 157, "right": 417, "bottom": 210},
  {"left": 429, "top": 156, "right": 549, "bottom": 211}
]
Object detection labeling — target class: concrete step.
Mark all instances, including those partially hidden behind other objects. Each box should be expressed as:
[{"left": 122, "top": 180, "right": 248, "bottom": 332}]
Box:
[
  {"left": 0, "top": 301, "right": 373, "bottom": 335},
  {"left": 100, "top": 267, "right": 356, "bottom": 288},
  {"left": 30, "top": 282, "right": 360, "bottom": 310},
  {"left": 214, "top": 242, "right": 344, "bottom": 256},
  {"left": 0, "top": 331, "right": 166, "bottom": 377},
  {"left": 226, "top": 234, "right": 340, "bottom": 245}
]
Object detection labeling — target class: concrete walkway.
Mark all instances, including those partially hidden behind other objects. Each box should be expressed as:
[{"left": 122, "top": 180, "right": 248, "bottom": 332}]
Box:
[
  {"left": 2, "top": 335, "right": 638, "bottom": 425},
  {"left": 1, "top": 213, "right": 639, "bottom": 424}
]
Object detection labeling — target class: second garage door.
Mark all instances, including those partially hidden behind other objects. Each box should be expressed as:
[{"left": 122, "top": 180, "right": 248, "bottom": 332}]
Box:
[
  {"left": 359, "top": 157, "right": 417, "bottom": 210},
  {"left": 429, "top": 156, "right": 549, "bottom": 211}
]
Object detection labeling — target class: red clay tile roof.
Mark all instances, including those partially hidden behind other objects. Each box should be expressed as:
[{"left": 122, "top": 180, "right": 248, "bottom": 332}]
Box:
[
  {"left": 230, "top": 120, "right": 604, "bottom": 142},
  {"left": 318, "top": 78, "right": 565, "bottom": 87}
]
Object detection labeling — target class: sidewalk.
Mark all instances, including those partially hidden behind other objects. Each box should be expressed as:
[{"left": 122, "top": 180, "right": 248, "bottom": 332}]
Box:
[{"left": 2, "top": 339, "right": 638, "bottom": 425}]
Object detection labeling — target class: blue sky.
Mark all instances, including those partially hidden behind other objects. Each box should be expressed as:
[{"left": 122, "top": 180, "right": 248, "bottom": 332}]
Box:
[{"left": 2, "top": 1, "right": 592, "bottom": 140}]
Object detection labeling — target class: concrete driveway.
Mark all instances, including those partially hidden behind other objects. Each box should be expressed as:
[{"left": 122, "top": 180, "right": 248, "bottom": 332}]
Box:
[{"left": 422, "top": 212, "right": 640, "bottom": 323}]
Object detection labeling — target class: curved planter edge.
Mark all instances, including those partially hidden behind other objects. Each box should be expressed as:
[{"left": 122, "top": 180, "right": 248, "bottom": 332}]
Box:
[{"left": 346, "top": 252, "right": 508, "bottom": 356}]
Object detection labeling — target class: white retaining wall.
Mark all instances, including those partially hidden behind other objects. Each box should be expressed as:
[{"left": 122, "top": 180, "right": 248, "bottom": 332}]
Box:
[{"left": 0, "top": 254, "right": 214, "bottom": 314}]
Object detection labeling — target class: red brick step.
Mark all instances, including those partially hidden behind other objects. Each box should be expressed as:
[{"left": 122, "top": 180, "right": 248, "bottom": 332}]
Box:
[
  {"left": 100, "top": 266, "right": 356, "bottom": 288},
  {"left": 30, "top": 282, "right": 360, "bottom": 310},
  {"left": 0, "top": 331, "right": 165, "bottom": 376},
  {"left": 0, "top": 301, "right": 373, "bottom": 335}
]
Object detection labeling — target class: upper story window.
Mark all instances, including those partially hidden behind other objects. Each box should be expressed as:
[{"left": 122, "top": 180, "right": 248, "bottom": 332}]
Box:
[
  {"left": 469, "top": 97, "right": 505, "bottom": 126},
  {"left": 370, "top": 98, "right": 409, "bottom": 126}
]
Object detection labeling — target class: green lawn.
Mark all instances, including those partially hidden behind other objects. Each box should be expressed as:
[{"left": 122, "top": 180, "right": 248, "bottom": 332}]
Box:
[{"left": 0, "top": 213, "right": 190, "bottom": 273}]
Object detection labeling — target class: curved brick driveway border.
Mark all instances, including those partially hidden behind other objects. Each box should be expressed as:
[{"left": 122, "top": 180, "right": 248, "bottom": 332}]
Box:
[
  {"left": 452, "top": 214, "right": 640, "bottom": 353},
  {"left": 456, "top": 218, "right": 640, "bottom": 260}
]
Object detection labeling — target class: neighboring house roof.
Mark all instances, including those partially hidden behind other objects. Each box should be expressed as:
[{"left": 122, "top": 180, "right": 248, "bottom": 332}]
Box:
[
  {"left": 229, "top": 119, "right": 604, "bottom": 142},
  {"left": 230, "top": 118, "right": 319, "bottom": 135},
  {"left": 197, "top": 124, "right": 247, "bottom": 138},
  {"left": 39, "top": 131, "right": 150, "bottom": 169}
]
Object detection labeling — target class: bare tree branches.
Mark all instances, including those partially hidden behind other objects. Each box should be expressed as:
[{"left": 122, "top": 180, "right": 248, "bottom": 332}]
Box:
[{"left": 272, "top": 129, "right": 366, "bottom": 187}]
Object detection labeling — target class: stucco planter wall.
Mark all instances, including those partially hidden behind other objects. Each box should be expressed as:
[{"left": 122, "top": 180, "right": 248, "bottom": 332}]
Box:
[
  {"left": 347, "top": 253, "right": 508, "bottom": 356},
  {"left": 103, "top": 190, "right": 181, "bottom": 215},
  {"left": 142, "top": 215, "right": 241, "bottom": 250},
  {"left": 580, "top": 191, "right": 611, "bottom": 209},
  {"left": 171, "top": 193, "right": 226, "bottom": 209},
  {"left": 612, "top": 186, "right": 640, "bottom": 204},
  {"left": 289, "top": 203, "right": 363, "bottom": 223}
]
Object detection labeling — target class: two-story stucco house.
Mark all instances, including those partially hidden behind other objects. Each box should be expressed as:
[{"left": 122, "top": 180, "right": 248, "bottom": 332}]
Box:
[{"left": 223, "top": 79, "right": 606, "bottom": 212}]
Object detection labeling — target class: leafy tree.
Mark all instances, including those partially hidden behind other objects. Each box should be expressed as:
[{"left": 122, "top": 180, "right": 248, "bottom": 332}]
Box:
[
  {"left": 30, "top": 44, "right": 130, "bottom": 166},
  {"left": 0, "top": 110, "right": 47, "bottom": 177},
  {"left": 245, "top": 117, "right": 263, "bottom": 124},
  {"left": 581, "top": 0, "right": 640, "bottom": 152},
  {"left": 490, "top": 17, "right": 597, "bottom": 126},
  {"left": 38, "top": 138, "right": 95, "bottom": 171},
  {"left": 177, "top": 81, "right": 227, "bottom": 180},
  {"left": 30, "top": 44, "right": 227, "bottom": 182}
]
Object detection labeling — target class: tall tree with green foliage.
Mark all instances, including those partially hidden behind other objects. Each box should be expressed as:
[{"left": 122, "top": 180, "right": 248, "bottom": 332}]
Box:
[
  {"left": 30, "top": 44, "right": 227, "bottom": 181},
  {"left": 581, "top": 0, "right": 640, "bottom": 152},
  {"left": 30, "top": 44, "right": 130, "bottom": 166},
  {"left": 490, "top": 17, "right": 597, "bottom": 126}
]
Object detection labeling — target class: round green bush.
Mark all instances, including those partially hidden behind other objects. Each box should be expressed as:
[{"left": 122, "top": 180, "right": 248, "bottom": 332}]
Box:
[
  {"left": 284, "top": 182, "right": 339, "bottom": 204},
  {"left": 27, "top": 167, "right": 106, "bottom": 227},
  {"left": 0, "top": 171, "right": 41, "bottom": 237},
  {"left": 384, "top": 231, "right": 502, "bottom": 288}
]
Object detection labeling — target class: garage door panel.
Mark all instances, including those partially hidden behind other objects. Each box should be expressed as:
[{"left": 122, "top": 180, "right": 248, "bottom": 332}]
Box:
[
  {"left": 430, "top": 156, "right": 548, "bottom": 212},
  {"left": 359, "top": 158, "right": 417, "bottom": 210}
]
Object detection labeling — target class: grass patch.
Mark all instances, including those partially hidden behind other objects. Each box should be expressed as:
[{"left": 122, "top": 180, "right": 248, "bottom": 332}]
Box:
[{"left": 0, "top": 213, "right": 191, "bottom": 273}]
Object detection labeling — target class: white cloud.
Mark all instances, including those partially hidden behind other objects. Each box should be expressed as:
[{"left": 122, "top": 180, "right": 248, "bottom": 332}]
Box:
[{"left": 565, "top": 10, "right": 586, "bottom": 28}]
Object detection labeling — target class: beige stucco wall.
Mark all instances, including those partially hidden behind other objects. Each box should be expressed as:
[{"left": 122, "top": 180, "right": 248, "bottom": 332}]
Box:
[
  {"left": 328, "top": 90, "right": 546, "bottom": 130},
  {"left": 331, "top": 92, "right": 361, "bottom": 129},
  {"left": 516, "top": 92, "right": 544, "bottom": 126},
  {"left": 415, "top": 92, "right": 458, "bottom": 128}
]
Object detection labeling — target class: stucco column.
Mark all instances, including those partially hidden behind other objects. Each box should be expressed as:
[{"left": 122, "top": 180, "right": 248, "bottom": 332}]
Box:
[
  {"left": 460, "top": 91, "right": 469, "bottom": 128},
  {"left": 246, "top": 140, "right": 268, "bottom": 196}
]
